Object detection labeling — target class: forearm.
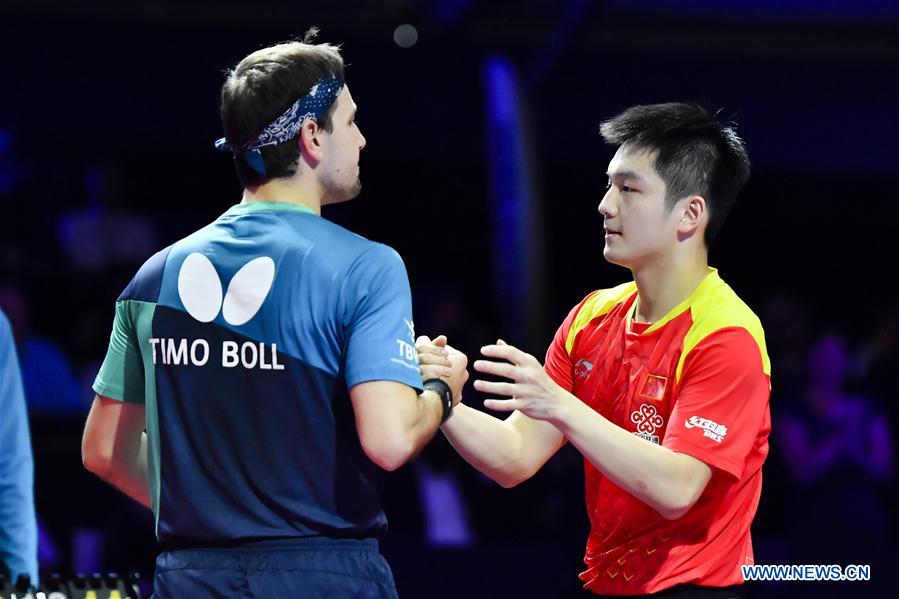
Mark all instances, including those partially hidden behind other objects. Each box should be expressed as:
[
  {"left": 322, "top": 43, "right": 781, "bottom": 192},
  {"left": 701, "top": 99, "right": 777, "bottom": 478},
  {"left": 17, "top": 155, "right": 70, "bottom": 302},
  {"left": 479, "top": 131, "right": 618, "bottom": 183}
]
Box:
[
  {"left": 553, "top": 394, "right": 705, "bottom": 519},
  {"left": 441, "top": 404, "right": 527, "bottom": 487},
  {"left": 404, "top": 390, "right": 444, "bottom": 456},
  {"left": 101, "top": 433, "right": 151, "bottom": 509},
  {"left": 351, "top": 381, "right": 450, "bottom": 471}
]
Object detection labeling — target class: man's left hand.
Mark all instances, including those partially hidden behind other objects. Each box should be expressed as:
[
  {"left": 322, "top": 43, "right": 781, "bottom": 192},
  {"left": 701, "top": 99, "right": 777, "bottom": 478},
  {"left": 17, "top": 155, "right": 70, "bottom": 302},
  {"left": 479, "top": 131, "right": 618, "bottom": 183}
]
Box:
[{"left": 473, "top": 340, "right": 573, "bottom": 424}]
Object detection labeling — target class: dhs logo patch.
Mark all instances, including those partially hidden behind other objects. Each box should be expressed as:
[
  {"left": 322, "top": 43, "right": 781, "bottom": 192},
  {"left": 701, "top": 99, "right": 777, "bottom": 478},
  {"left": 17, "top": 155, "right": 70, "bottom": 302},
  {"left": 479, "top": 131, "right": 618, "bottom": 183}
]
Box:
[{"left": 685, "top": 416, "right": 728, "bottom": 443}]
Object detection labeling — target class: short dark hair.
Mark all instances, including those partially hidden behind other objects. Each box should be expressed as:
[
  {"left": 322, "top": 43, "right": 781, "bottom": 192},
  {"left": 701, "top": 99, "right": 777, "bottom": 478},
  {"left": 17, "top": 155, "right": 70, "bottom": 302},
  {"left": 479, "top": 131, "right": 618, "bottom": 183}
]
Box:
[
  {"left": 599, "top": 103, "right": 750, "bottom": 247},
  {"left": 220, "top": 29, "right": 345, "bottom": 187}
]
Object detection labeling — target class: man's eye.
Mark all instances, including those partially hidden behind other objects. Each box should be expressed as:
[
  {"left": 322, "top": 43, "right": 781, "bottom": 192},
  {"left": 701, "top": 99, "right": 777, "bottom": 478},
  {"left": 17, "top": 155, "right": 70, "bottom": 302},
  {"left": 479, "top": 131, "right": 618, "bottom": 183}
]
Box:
[{"left": 621, "top": 185, "right": 634, "bottom": 193}]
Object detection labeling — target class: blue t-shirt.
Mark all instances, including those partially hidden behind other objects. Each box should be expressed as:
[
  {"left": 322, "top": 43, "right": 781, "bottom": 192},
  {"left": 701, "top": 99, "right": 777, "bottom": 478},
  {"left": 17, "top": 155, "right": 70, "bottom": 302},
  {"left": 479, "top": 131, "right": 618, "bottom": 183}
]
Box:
[{"left": 93, "top": 201, "right": 422, "bottom": 543}]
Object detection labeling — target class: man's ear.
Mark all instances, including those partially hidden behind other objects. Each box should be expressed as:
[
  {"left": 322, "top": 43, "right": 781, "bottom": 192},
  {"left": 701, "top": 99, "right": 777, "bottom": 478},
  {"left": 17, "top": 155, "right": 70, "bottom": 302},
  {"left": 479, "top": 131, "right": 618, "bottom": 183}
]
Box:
[
  {"left": 298, "top": 119, "right": 324, "bottom": 166},
  {"left": 676, "top": 195, "right": 706, "bottom": 239}
]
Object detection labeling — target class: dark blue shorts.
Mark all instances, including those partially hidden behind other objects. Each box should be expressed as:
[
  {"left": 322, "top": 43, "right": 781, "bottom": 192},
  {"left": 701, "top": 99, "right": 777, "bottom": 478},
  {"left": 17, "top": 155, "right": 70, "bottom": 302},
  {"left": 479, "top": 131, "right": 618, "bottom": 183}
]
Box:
[{"left": 152, "top": 537, "right": 398, "bottom": 599}]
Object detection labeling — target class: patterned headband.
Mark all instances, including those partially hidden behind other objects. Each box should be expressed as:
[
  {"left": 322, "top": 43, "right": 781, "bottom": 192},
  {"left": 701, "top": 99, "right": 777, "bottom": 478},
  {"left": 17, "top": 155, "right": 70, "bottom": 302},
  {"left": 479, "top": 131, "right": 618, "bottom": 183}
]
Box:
[{"left": 214, "top": 77, "right": 344, "bottom": 177}]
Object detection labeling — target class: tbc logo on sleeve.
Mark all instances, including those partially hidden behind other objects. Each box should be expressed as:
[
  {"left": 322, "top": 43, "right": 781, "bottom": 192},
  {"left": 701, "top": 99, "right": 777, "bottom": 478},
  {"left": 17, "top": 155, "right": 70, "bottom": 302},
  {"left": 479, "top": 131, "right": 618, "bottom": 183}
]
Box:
[
  {"left": 403, "top": 318, "right": 416, "bottom": 342},
  {"left": 684, "top": 416, "right": 728, "bottom": 443},
  {"left": 392, "top": 318, "right": 420, "bottom": 373}
]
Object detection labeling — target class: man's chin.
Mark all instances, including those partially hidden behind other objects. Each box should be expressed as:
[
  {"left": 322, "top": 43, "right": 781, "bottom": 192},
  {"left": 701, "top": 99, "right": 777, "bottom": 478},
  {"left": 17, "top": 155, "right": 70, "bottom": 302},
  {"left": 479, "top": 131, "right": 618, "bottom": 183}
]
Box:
[
  {"left": 602, "top": 248, "right": 629, "bottom": 268},
  {"left": 324, "top": 180, "right": 362, "bottom": 205},
  {"left": 349, "top": 178, "right": 362, "bottom": 199}
]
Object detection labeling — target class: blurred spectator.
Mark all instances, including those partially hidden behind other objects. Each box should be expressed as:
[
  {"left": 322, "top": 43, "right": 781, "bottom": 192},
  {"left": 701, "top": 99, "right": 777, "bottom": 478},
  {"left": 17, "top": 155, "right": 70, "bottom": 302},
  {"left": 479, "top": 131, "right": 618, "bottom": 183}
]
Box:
[
  {"left": 0, "top": 286, "right": 84, "bottom": 415},
  {"left": 56, "top": 164, "right": 157, "bottom": 272},
  {"left": 0, "top": 307, "right": 38, "bottom": 585},
  {"left": 777, "top": 333, "right": 893, "bottom": 568},
  {"left": 413, "top": 448, "right": 477, "bottom": 548},
  {"left": 0, "top": 130, "right": 56, "bottom": 276},
  {"left": 761, "top": 293, "right": 813, "bottom": 400},
  {"left": 853, "top": 307, "right": 899, "bottom": 425}
]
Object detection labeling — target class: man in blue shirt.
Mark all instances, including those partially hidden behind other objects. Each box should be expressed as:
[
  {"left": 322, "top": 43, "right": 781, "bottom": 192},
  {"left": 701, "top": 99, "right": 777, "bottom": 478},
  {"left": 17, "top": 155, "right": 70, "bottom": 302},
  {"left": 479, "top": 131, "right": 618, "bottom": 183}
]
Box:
[
  {"left": 82, "top": 31, "right": 467, "bottom": 598},
  {"left": 0, "top": 307, "right": 38, "bottom": 587}
]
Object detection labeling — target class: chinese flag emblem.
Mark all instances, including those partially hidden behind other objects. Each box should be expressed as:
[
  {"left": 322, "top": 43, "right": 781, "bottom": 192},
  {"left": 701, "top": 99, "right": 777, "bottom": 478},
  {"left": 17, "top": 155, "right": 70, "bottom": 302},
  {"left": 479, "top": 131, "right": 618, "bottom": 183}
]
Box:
[{"left": 640, "top": 374, "right": 668, "bottom": 401}]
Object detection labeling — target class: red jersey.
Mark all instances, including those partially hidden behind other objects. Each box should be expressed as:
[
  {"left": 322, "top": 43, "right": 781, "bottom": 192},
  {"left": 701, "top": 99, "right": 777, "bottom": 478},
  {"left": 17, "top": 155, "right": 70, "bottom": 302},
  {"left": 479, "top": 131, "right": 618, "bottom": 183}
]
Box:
[{"left": 544, "top": 269, "right": 771, "bottom": 595}]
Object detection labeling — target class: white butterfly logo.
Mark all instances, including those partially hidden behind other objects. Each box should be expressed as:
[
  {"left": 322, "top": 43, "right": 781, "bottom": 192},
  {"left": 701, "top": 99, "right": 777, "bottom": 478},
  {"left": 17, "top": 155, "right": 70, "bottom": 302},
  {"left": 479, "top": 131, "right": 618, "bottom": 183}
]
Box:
[{"left": 177, "top": 252, "right": 276, "bottom": 326}]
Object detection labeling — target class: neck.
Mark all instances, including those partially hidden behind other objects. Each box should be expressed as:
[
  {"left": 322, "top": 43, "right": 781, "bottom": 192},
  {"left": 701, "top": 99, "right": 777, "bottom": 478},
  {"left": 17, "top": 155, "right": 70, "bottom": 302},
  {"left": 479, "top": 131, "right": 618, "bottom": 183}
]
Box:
[
  {"left": 631, "top": 249, "right": 709, "bottom": 324},
  {"left": 241, "top": 174, "right": 323, "bottom": 215}
]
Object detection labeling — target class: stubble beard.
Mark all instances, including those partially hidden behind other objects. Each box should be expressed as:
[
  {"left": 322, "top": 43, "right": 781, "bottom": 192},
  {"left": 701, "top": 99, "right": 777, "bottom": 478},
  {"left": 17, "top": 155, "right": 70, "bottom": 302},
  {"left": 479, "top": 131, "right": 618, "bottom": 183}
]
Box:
[{"left": 349, "top": 176, "right": 362, "bottom": 200}]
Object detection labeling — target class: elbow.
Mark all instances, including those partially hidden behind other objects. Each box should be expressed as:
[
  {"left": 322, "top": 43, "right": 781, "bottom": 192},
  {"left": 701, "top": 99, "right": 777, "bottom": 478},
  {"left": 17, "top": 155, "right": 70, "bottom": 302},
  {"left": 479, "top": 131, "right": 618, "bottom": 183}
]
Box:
[
  {"left": 496, "top": 476, "right": 523, "bottom": 489},
  {"left": 656, "top": 486, "right": 703, "bottom": 521},
  {"left": 361, "top": 434, "right": 415, "bottom": 472},
  {"left": 494, "top": 464, "right": 536, "bottom": 489},
  {"left": 374, "top": 450, "right": 411, "bottom": 473},
  {"left": 82, "top": 435, "right": 114, "bottom": 481},
  {"left": 658, "top": 502, "right": 692, "bottom": 521},
  {"left": 82, "top": 445, "right": 113, "bottom": 481},
  {"left": 655, "top": 458, "right": 712, "bottom": 520}
]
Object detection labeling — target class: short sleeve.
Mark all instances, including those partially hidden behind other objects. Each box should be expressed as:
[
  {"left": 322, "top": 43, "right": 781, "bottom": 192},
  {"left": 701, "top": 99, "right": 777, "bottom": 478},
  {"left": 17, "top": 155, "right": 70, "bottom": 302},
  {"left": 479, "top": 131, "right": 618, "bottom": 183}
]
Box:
[
  {"left": 544, "top": 302, "right": 582, "bottom": 392},
  {"left": 662, "top": 327, "right": 770, "bottom": 480},
  {"left": 93, "top": 300, "right": 146, "bottom": 404},
  {"left": 342, "top": 244, "right": 422, "bottom": 392}
]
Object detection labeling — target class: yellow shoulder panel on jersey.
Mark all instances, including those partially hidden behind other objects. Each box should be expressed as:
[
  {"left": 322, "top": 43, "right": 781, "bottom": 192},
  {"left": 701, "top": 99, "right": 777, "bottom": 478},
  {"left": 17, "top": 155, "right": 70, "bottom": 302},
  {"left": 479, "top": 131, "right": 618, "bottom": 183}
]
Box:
[
  {"left": 674, "top": 273, "right": 771, "bottom": 383},
  {"left": 565, "top": 281, "right": 636, "bottom": 354}
]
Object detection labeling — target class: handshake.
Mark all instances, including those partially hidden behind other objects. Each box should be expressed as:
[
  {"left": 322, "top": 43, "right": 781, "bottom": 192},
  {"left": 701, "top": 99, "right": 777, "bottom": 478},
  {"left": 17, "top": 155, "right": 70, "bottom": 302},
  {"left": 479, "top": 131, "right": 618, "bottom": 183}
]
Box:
[
  {"left": 414, "top": 335, "right": 565, "bottom": 424},
  {"left": 415, "top": 335, "right": 469, "bottom": 409}
]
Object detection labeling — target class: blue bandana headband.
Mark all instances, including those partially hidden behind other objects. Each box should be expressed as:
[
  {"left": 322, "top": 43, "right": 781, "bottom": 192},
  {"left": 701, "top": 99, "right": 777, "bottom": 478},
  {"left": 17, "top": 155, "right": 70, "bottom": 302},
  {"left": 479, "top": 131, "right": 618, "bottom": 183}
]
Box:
[{"left": 214, "top": 77, "right": 344, "bottom": 177}]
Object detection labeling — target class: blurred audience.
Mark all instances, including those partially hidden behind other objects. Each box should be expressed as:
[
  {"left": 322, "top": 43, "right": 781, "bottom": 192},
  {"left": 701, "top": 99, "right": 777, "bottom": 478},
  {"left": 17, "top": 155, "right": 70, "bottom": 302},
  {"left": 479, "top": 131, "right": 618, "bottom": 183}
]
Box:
[
  {"left": 0, "top": 285, "right": 84, "bottom": 415},
  {"left": 56, "top": 164, "right": 157, "bottom": 273},
  {"left": 776, "top": 333, "right": 893, "bottom": 569}
]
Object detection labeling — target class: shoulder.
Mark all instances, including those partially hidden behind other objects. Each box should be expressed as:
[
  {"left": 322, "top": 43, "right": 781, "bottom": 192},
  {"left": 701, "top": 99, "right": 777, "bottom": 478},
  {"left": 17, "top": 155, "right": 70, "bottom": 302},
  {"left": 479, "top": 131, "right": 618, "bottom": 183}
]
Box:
[
  {"left": 344, "top": 242, "right": 408, "bottom": 287},
  {"left": 118, "top": 245, "right": 173, "bottom": 302},
  {"left": 679, "top": 271, "right": 770, "bottom": 379},
  {"left": 354, "top": 241, "right": 404, "bottom": 266},
  {"left": 581, "top": 281, "right": 636, "bottom": 313},
  {"left": 688, "top": 273, "right": 766, "bottom": 346},
  {"left": 570, "top": 281, "right": 636, "bottom": 330},
  {"left": 285, "top": 212, "right": 379, "bottom": 251},
  {"left": 284, "top": 216, "right": 403, "bottom": 271},
  {"left": 562, "top": 281, "right": 636, "bottom": 353}
]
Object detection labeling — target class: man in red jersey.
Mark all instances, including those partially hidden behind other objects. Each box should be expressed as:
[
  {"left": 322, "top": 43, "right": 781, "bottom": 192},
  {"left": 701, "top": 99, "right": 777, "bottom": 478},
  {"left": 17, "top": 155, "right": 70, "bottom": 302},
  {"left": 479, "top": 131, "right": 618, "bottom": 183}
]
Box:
[{"left": 420, "top": 103, "right": 768, "bottom": 597}]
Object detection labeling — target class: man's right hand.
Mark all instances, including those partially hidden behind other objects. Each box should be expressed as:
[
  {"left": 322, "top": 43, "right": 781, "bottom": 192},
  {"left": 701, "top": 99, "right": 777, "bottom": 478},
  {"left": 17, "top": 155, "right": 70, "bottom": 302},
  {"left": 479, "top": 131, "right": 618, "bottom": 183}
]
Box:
[{"left": 416, "top": 334, "right": 469, "bottom": 405}]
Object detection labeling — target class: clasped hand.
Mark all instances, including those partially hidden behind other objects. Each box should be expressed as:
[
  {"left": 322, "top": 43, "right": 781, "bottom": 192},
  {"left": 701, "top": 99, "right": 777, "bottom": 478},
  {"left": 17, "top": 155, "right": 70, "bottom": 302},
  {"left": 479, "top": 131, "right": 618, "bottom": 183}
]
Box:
[
  {"left": 416, "top": 335, "right": 468, "bottom": 405},
  {"left": 417, "top": 336, "right": 570, "bottom": 424}
]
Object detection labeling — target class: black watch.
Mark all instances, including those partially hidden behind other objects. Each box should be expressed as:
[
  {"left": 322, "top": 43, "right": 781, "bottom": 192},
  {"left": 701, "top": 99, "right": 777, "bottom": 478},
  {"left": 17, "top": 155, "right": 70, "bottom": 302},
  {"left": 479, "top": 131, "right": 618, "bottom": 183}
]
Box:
[{"left": 423, "top": 378, "right": 454, "bottom": 423}]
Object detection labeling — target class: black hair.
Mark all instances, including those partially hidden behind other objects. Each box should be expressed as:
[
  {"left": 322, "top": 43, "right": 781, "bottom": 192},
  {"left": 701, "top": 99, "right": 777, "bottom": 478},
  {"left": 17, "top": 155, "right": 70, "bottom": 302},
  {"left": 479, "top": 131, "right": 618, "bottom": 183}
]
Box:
[
  {"left": 600, "top": 103, "right": 750, "bottom": 246},
  {"left": 220, "top": 28, "right": 345, "bottom": 187}
]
